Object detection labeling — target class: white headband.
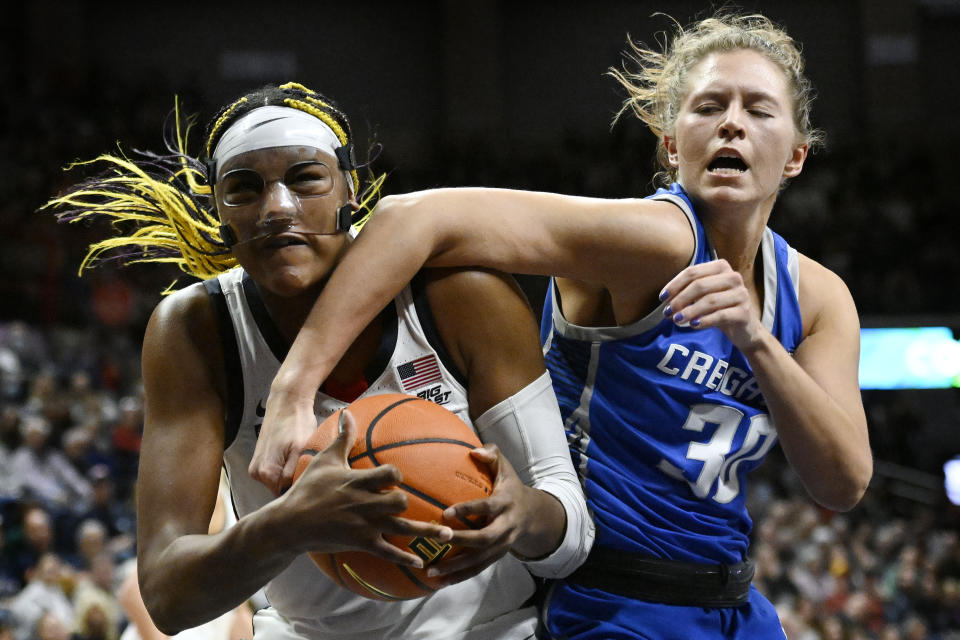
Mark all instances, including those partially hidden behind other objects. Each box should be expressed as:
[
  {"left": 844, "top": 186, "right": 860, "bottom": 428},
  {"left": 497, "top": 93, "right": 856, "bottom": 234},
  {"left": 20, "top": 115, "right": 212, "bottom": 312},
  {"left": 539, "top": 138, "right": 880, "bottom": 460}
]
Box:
[{"left": 212, "top": 105, "right": 355, "bottom": 196}]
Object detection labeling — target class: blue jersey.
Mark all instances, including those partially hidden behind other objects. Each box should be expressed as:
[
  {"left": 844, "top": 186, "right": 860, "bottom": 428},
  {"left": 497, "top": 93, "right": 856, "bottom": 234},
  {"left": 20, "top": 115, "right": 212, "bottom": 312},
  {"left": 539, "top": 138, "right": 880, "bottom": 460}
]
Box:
[{"left": 540, "top": 183, "right": 804, "bottom": 566}]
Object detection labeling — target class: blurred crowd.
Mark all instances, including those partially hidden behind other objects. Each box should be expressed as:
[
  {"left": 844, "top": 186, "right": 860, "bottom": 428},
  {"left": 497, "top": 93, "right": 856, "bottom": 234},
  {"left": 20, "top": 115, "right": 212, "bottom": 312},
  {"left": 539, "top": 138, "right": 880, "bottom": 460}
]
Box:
[
  {"left": 0, "top": 326, "right": 958, "bottom": 639},
  {"left": 1, "top": 320, "right": 139, "bottom": 640},
  {"left": 749, "top": 449, "right": 960, "bottom": 639}
]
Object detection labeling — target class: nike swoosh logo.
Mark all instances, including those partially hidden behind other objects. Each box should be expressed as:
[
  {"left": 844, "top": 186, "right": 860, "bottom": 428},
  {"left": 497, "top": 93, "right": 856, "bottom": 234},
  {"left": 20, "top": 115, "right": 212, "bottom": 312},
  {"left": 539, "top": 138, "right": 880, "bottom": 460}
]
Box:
[{"left": 256, "top": 399, "right": 267, "bottom": 418}]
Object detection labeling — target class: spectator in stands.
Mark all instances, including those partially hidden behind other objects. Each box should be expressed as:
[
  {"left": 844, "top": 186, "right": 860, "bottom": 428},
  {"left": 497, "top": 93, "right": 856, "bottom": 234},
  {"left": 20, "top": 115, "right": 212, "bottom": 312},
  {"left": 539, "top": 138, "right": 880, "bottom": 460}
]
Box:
[
  {"left": 6, "top": 553, "right": 74, "bottom": 640},
  {"left": 0, "top": 609, "right": 14, "bottom": 640},
  {"left": 67, "top": 520, "right": 107, "bottom": 572},
  {"left": 901, "top": 613, "right": 929, "bottom": 640},
  {"left": 4, "top": 505, "right": 55, "bottom": 589},
  {"left": 61, "top": 426, "right": 107, "bottom": 478},
  {"left": 0, "top": 345, "right": 22, "bottom": 403},
  {"left": 35, "top": 611, "right": 70, "bottom": 640},
  {"left": 70, "top": 552, "right": 120, "bottom": 640},
  {"left": 0, "top": 519, "right": 22, "bottom": 599},
  {"left": 8, "top": 416, "right": 92, "bottom": 513},
  {"left": 108, "top": 398, "right": 140, "bottom": 500},
  {"left": 0, "top": 406, "right": 21, "bottom": 453},
  {"left": 0, "top": 437, "right": 13, "bottom": 502},
  {"left": 0, "top": 324, "right": 47, "bottom": 388},
  {"left": 22, "top": 371, "right": 70, "bottom": 435},
  {"left": 78, "top": 466, "right": 134, "bottom": 558}
]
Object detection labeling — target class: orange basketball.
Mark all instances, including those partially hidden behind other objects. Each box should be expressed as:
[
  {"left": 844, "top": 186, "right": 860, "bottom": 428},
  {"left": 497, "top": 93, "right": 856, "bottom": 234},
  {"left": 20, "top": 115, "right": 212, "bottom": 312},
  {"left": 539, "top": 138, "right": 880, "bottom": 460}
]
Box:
[{"left": 292, "top": 393, "right": 493, "bottom": 600}]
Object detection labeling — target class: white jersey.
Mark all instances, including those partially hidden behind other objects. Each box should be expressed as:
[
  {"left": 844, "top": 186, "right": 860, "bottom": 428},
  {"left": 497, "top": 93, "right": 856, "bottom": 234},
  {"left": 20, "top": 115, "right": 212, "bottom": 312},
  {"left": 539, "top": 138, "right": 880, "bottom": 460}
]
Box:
[{"left": 204, "top": 268, "right": 537, "bottom": 640}]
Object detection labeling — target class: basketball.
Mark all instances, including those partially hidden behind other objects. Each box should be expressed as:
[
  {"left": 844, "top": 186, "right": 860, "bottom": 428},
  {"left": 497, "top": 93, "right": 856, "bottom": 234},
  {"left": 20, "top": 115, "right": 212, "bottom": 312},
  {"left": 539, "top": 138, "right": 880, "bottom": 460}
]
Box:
[{"left": 292, "top": 393, "right": 494, "bottom": 600}]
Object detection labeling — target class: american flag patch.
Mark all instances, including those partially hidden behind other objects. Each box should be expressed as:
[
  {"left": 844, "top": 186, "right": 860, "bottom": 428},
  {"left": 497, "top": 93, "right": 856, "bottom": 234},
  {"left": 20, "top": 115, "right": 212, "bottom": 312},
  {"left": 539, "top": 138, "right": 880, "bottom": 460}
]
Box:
[{"left": 396, "top": 354, "right": 442, "bottom": 392}]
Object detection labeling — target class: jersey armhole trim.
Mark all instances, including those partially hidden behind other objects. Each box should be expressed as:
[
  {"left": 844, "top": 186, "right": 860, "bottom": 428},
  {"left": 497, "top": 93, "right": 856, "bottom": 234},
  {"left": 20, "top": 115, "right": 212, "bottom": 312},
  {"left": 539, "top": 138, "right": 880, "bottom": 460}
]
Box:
[
  {"left": 203, "top": 277, "right": 244, "bottom": 450},
  {"left": 549, "top": 194, "right": 704, "bottom": 342},
  {"left": 760, "top": 228, "right": 778, "bottom": 333},
  {"left": 241, "top": 274, "right": 290, "bottom": 362},
  {"left": 788, "top": 247, "right": 800, "bottom": 303},
  {"left": 364, "top": 306, "right": 399, "bottom": 384},
  {"left": 649, "top": 191, "right": 707, "bottom": 264},
  {"left": 411, "top": 272, "right": 469, "bottom": 389}
]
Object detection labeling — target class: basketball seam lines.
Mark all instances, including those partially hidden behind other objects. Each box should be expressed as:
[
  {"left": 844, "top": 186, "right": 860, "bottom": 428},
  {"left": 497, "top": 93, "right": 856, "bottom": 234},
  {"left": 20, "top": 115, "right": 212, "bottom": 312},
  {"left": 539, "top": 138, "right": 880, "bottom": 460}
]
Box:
[
  {"left": 347, "top": 437, "right": 478, "bottom": 463},
  {"left": 365, "top": 397, "right": 420, "bottom": 468},
  {"left": 397, "top": 564, "right": 436, "bottom": 594},
  {"left": 301, "top": 437, "right": 478, "bottom": 463},
  {"left": 400, "top": 482, "right": 481, "bottom": 530}
]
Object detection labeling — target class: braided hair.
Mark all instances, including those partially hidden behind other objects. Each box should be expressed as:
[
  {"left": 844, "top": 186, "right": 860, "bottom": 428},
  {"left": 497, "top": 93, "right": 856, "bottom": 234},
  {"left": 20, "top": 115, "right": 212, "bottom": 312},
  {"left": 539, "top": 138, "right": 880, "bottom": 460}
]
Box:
[{"left": 42, "top": 82, "right": 382, "bottom": 291}]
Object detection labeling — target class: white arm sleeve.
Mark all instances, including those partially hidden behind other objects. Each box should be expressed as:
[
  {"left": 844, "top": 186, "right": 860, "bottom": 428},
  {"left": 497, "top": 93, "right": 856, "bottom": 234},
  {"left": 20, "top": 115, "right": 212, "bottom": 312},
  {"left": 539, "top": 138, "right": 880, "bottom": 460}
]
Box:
[{"left": 474, "top": 371, "right": 595, "bottom": 578}]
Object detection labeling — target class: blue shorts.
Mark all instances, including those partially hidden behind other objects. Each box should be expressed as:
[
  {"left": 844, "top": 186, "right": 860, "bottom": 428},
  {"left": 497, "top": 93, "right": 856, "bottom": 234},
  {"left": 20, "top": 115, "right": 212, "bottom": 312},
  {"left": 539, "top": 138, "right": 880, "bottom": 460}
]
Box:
[{"left": 540, "top": 582, "right": 785, "bottom": 639}]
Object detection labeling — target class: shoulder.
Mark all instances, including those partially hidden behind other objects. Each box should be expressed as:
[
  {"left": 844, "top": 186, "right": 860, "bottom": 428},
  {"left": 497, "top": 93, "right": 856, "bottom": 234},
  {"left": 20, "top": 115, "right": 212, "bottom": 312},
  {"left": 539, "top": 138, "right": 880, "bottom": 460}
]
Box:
[
  {"left": 797, "top": 253, "right": 859, "bottom": 338},
  {"left": 420, "top": 267, "right": 536, "bottom": 341},
  {"left": 597, "top": 196, "right": 695, "bottom": 263},
  {"left": 146, "top": 282, "right": 218, "bottom": 348},
  {"left": 587, "top": 196, "right": 695, "bottom": 324},
  {"left": 143, "top": 282, "right": 225, "bottom": 392},
  {"left": 594, "top": 195, "right": 696, "bottom": 283},
  {"left": 421, "top": 267, "right": 529, "bottom": 310},
  {"left": 420, "top": 267, "right": 543, "bottom": 381}
]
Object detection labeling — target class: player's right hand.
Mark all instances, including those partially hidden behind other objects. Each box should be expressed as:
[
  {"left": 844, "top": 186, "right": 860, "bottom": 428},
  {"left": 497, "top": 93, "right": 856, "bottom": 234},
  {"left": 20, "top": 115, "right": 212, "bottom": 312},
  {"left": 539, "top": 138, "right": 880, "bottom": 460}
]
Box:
[{"left": 277, "top": 409, "right": 453, "bottom": 568}]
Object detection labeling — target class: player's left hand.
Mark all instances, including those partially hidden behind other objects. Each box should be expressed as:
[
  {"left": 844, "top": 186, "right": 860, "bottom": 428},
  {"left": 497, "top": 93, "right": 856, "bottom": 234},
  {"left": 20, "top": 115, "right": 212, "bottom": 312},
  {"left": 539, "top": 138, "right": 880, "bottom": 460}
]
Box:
[
  {"left": 660, "top": 258, "right": 766, "bottom": 352},
  {"left": 425, "top": 443, "right": 538, "bottom": 585},
  {"left": 249, "top": 391, "right": 317, "bottom": 496}
]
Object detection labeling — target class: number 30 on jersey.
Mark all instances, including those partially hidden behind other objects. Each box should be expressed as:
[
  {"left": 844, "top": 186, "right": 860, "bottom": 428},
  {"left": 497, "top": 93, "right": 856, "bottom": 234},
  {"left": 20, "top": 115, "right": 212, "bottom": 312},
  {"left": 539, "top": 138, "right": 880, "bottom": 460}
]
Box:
[{"left": 657, "top": 403, "right": 777, "bottom": 504}]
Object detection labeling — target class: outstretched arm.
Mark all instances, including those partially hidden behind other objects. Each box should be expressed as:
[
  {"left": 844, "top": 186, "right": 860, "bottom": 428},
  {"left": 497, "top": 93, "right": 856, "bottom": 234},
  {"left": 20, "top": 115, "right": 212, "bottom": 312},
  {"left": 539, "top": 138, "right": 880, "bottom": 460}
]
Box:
[{"left": 252, "top": 188, "right": 691, "bottom": 492}]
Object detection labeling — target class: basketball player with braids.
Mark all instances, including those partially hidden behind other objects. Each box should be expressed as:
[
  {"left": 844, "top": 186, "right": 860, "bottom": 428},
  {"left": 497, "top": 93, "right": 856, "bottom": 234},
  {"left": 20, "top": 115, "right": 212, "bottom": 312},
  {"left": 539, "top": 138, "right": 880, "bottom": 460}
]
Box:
[
  {"left": 250, "top": 14, "right": 873, "bottom": 639},
  {"left": 44, "top": 82, "right": 592, "bottom": 639}
]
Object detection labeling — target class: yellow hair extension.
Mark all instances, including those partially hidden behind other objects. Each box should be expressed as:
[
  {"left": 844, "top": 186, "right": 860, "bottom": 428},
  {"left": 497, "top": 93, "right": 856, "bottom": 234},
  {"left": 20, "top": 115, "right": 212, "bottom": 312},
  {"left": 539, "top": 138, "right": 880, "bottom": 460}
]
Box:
[
  {"left": 302, "top": 95, "right": 336, "bottom": 112},
  {"left": 282, "top": 97, "right": 360, "bottom": 194},
  {"left": 295, "top": 97, "right": 346, "bottom": 140},
  {"left": 173, "top": 96, "right": 213, "bottom": 196},
  {"left": 351, "top": 172, "right": 387, "bottom": 232},
  {"left": 278, "top": 82, "right": 315, "bottom": 95},
  {"left": 205, "top": 96, "right": 249, "bottom": 158},
  {"left": 41, "top": 152, "right": 236, "bottom": 286}
]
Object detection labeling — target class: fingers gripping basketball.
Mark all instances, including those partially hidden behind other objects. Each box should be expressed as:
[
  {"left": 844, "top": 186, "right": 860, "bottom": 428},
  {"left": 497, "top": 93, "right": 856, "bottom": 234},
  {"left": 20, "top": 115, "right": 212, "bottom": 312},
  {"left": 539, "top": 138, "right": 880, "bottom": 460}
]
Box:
[{"left": 293, "top": 394, "right": 493, "bottom": 600}]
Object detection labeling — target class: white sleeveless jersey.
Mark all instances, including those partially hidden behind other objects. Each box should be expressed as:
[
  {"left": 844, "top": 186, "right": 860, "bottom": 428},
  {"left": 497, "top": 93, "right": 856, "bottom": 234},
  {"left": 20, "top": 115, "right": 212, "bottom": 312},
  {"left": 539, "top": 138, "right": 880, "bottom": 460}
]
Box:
[{"left": 204, "top": 268, "right": 536, "bottom": 640}]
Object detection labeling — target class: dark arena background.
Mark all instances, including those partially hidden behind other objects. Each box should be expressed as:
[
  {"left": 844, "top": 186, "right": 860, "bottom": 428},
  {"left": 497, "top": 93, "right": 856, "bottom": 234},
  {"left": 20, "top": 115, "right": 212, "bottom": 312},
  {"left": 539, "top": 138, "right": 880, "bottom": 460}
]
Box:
[{"left": 1, "top": 1, "right": 959, "bottom": 638}]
